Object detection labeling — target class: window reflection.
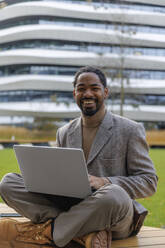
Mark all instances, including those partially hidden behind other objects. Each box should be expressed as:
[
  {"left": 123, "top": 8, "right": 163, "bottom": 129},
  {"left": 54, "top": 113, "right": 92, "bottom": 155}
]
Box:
[
  {"left": 1, "top": 16, "right": 165, "bottom": 35},
  {"left": 0, "top": 65, "right": 165, "bottom": 81}
]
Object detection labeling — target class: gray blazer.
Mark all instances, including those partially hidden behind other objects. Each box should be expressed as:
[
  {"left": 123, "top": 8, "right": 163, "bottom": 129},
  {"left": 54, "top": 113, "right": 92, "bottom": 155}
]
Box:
[{"left": 56, "top": 111, "right": 158, "bottom": 234}]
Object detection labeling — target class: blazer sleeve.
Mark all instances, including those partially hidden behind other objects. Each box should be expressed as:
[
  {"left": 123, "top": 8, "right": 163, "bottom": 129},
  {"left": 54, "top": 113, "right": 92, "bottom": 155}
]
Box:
[
  {"left": 109, "top": 123, "right": 158, "bottom": 199},
  {"left": 55, "top": 129, "right": 61, "bottom": 147},
  {"left": 55, "top": 123, "right": 69, "bottom": 147}
]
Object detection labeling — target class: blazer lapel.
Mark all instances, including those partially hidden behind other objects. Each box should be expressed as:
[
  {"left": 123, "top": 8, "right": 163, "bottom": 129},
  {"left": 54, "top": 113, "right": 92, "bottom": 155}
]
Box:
[
  {"left": 87, "top": 111, "right": 114, "bottom": 166},
  {"left": 68, "top": 117, "right": 82, "bottom": 149}
]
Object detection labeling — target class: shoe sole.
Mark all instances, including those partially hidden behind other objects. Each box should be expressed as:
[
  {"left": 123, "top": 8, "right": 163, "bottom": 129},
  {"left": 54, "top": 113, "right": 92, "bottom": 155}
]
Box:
[{"left": 91, "top": 230, "right": 111, "bottom": 248}]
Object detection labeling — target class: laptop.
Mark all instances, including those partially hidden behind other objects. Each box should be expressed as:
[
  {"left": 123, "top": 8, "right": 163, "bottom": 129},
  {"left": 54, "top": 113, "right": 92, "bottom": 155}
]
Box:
[{"left": 13, "top": 145, "right": 92, "bottom": 199}]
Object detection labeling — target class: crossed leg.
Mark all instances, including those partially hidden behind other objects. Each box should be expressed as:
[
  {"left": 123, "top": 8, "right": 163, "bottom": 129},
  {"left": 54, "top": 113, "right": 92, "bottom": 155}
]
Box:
[{"left": 0, "top": 173, "right": 134, "bottom": 247}]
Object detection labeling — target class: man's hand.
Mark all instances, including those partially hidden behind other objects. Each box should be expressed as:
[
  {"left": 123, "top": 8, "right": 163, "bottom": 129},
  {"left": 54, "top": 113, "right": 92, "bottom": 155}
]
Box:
[{"left": 89, "top": 174, "right": 110, "bottom": 190}]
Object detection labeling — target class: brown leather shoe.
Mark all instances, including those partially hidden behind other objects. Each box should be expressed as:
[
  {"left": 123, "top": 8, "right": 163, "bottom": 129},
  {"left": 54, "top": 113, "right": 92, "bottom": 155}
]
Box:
[
  {"left": 0, "top": 218, "right": 54, "bottom": 245},
  {"left": 73, "top": 230, "right": 112, "bottom": 248}
]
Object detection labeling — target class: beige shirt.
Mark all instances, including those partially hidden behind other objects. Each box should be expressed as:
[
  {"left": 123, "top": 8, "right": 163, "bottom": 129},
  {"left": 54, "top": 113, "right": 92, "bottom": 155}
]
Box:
[
  {"left": 82, "top": 125, "right": 99, "bottom": 161},
  {"left": 82, "top": 109, "right": 106, "bottom": 161},
  {"left": 82, "top": 114, "right": 111, "bottom": 185}
]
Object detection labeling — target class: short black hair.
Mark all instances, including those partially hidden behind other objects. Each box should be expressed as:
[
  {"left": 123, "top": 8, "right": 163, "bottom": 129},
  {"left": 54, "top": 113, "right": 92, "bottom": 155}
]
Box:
[{"left": 73, "top": 66, "right": 107, "bottom": 88}]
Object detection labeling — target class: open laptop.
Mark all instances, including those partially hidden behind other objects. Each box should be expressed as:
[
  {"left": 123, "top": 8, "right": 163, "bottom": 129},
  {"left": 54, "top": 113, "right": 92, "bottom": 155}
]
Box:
[{"left": 13, "top": 145, "right": 92, "bottom": 199}]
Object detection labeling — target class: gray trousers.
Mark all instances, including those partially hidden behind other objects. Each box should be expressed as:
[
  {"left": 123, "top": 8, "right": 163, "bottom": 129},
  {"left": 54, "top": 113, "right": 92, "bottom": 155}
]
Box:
[{"left": 0, "top": 173, "right": 134, "bottom": 247}]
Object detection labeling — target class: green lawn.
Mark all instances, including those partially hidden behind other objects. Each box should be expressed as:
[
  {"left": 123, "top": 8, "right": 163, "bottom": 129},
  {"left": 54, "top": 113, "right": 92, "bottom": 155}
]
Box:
[
  {"left": 0, "top": 149, "right": 20, "bottom": 179},
  {"left": 138, "top": 149, "right": 165, "bottom": 228},
  {"left": 0, "top": 148, "right": 164, "bottom": 228}
]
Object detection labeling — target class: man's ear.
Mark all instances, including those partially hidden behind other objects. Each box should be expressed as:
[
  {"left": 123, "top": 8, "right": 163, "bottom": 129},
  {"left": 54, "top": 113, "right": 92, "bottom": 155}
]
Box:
[{"left": 104, "top": 87, "right": 109, "bottom": 99}]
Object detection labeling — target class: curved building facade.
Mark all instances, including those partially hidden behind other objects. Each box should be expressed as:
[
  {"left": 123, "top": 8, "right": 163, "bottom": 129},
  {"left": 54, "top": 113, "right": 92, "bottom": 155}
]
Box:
[{"left": 0, "top": 0, "right": 165, "bottom": 127}]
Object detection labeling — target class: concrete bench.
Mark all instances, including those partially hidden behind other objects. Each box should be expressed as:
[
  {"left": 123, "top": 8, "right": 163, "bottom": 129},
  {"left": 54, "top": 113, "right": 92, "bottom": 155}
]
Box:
[{"left": 0, "top": 203, "right": 165, "bottom": 248}]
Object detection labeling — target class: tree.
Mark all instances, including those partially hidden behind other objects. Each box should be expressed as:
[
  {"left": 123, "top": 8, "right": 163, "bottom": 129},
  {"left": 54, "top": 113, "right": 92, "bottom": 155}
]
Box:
[{"left": 95, "top": 0, "right": 137, "bottom": 116}]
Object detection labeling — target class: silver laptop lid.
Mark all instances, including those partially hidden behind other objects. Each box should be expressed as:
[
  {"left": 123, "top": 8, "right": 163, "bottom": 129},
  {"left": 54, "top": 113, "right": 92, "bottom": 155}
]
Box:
[{"left": 13, "top": 145, "right": 92, "bottom": 199}]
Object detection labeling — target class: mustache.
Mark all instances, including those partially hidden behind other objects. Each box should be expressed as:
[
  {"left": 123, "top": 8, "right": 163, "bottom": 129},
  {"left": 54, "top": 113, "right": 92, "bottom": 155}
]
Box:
[{"left": 80, "top": 98, "right": 96, "bottom": 101}]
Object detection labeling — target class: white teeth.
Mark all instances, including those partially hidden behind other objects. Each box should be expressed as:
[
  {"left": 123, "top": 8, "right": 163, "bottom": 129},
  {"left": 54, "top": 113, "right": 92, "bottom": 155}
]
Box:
[{"left": 84, "top": 100, "right": 94, "bottom": 104}]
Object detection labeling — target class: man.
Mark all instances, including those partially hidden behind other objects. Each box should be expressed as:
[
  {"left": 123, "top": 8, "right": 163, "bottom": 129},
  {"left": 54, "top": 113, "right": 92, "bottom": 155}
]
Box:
[{"left": 0, "top": 66, "right": 157, "bottom": 248}]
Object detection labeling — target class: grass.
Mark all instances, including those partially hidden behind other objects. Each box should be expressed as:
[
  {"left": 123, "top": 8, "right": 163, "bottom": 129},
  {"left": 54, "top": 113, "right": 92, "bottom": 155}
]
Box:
[
  {"left": 0, "top": 148, "right": 164, "bottom": 228},
  {"left": 138, "top": 149, "right": 165, "bottom": 228},
  {"left": 0, "top": 149, "right": 20, "bottom": 179}
]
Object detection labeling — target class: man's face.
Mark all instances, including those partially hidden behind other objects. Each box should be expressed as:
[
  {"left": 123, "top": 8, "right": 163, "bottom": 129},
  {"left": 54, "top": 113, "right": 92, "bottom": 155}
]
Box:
[{"left": 73, "top": 72, "right": 109, "bottom": 116}]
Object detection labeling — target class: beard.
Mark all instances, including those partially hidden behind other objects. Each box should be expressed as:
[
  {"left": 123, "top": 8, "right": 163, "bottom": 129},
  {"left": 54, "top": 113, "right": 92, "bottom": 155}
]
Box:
[
  {"left": 82, "top": 108, "right": 98, "bottom": 116},
  {"left": 79, "top": 98, "right": 101, "bottom": 116}
]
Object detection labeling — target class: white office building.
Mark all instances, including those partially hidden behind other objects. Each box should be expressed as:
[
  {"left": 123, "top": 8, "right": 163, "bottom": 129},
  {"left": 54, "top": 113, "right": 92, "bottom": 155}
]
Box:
[{"left": 0, "top": 0, "right": 165, "bottom": 127}]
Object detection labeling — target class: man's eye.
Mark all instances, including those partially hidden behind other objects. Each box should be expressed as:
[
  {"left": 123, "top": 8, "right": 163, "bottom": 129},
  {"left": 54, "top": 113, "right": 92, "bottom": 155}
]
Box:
[{"left": 77, "top": 88, "right": 85, "bottom": 92}]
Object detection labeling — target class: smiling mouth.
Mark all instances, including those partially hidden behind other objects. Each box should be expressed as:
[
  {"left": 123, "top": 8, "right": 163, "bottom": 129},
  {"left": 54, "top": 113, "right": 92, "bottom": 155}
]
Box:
[
  {"left": 83, "top": 100, "right": 95, "bottom": 105},
  {"left": 81, "top": 98, "right": 96, "bottom": 105}
]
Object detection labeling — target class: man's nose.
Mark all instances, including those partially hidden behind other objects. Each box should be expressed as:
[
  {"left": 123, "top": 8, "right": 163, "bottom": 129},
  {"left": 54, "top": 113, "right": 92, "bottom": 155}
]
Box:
[{"left": 84, "top": 89, "right": 93, "bottom": 97}]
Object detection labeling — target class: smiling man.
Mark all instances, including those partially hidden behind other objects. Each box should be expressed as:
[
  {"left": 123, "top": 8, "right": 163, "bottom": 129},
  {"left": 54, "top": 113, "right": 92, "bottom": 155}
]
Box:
[
  {"left": 73, "top": 70, "right": 108, "bottom": 116},
  {"left": 0, "top": 66, "right": 157, "bottom": 248}
]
